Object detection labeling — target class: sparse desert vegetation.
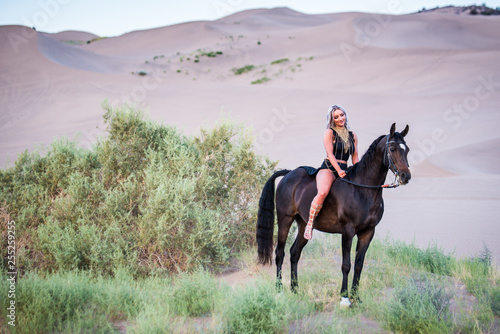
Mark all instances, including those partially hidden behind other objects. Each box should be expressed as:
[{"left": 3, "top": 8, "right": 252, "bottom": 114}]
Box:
[
  {"left": 251, "top": 77, "right": 271, "bottom": 84},
  {"left": 232, "top": 65, "right": 255, "bottom": 75}
]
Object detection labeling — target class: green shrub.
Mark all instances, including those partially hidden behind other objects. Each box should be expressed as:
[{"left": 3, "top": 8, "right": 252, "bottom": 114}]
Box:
[
  {"left": 0, "top": 103, "right": 276, "bottom": 276},
  {"left": 221, "top": 281, "right": 291, "bottom": 334},
  {"left": 386, "top": 239, "right": 453, "bottom": 276},
  {"left": 37, "top": 219, "right": 135, "bottom": 275},
  {"left": 461, "top": 258, "right": 491, "bottom": 297},
  {"left": 0, "top": 270, "right": 140, "bottom": 333},
  {"left": 170, "top": 269, "right": 223, "bottom": 316},
  {"left": 129, "top": 304, "right": 176, "bottom": 333},
  {"left": 251, "top": 77, "right": 271, "bottom": 85},
  {"left": 200, "top": 51, "right": 222, "bottom": 58},
  {"left": 491, "top": 287, "right": 500, "bottom": 316},
  {"left": 384, "top": 275, "right": 452, "bottom": 334},
  {"left": 232, "top": 65, "right": 255, "bottom": 75},
  {"left": 454, "top": 244, "right": 493, "bottom": 297},
  {"left": 271, "top": 58, "right": 289, "bottom": 65},
  {"left": 451, "top": 244, "right": 497, "bottom": 331}
]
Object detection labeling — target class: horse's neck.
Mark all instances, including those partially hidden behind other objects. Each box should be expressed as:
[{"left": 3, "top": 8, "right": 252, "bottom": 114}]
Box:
[{"left": 352, "top": 144, "right": 389, "bottom": 187}]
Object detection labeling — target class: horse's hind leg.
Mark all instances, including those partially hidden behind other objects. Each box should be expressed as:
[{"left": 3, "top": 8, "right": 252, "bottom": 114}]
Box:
[
  {"left": 275, "top": 212, "right": 294, "bottom": 291},
  {"left": 290, "top": 216, "right": 309, "bottom": 292}
]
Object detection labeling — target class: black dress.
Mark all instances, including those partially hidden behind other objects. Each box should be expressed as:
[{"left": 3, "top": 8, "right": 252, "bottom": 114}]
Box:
[{"left": 301, "top": 128, "right": 355, "bottom": 178}]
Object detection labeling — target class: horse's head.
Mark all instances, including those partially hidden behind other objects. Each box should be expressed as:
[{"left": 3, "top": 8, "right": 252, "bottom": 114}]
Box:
[{"left": 384, "top": 123, "right": 411, "bottom": 185}]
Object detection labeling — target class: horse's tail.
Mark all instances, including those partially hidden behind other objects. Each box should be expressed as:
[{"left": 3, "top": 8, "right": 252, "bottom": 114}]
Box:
[{"left": 256, "top": 169, "right": 291, "bottom": 265}]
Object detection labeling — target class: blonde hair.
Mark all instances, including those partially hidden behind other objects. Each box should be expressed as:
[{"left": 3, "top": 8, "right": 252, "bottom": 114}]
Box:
[{"left": 326, "top": 105, "right": 350, "bottom": 130}]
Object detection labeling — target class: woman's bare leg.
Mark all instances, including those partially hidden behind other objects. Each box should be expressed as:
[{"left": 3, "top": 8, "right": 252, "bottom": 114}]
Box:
[{"left": 304, "top": 169, "right": 335, "bottom": 240}]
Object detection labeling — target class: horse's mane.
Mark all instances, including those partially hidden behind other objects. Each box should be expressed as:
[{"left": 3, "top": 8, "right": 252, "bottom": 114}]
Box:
[{"left": 346, "top": 135, "right": 385, "bottom": 179}]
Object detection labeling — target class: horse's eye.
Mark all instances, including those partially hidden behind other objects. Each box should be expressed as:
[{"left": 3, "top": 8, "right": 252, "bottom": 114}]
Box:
[{"left": 390, "top": 147, "right": 395, "bottom": 152}]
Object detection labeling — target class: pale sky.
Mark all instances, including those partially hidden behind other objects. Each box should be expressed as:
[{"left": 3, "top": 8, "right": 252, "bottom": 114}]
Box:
[{"left": 1, "top": 0, "right": 499, "bottom": 36}]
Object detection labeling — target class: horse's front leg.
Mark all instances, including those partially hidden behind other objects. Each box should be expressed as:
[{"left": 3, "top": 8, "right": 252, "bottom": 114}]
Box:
[
  {"left": 340, "top": 225, "right": 355, "bottom": 306},
  {"left": 351, "top": 228, "right": 375, "bottom": 300}
]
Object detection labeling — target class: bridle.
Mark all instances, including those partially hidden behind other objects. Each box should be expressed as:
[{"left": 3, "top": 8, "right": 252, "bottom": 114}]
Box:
[{"left": 340, "top": 134, "right": 408, "bottom": 189}]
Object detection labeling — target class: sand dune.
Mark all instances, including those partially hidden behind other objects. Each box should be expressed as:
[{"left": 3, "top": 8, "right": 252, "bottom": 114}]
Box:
[
  {"left": 37, "top": 33, "right": 136, "bottom": 74},
  {"left": 357, "top": 13, "right": 500, "bottom": 49},
  {"left": 50, "top": 30, "right": 99, "bottom": 42},
  {"left": 1, "top": 8, "right": 499, "bottom": 263}
]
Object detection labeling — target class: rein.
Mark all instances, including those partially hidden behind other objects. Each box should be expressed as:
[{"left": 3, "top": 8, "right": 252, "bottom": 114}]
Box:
[
  {"left": 340, "top": 177, "right": 400, "bottom": 189},
  {"left": 340, "top": 134, "right": 403, "bottom": 189}
]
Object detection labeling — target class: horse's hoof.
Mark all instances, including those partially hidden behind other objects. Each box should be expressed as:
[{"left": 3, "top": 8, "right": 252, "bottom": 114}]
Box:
[
  {"left": 352, "top": 296, "right": 363, "bottom": 305},
  {"left": 340, "top": 297, "right": 351, "bottom": 308}
]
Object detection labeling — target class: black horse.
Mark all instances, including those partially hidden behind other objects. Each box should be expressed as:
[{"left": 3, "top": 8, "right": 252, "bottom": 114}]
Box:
[{"left": 256, "top": 123, "right": 411, "bottom": 305}]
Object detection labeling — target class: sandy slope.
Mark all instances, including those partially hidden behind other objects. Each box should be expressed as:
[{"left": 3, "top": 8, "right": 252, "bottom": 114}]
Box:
[{"left": 1, "top": 7, "right": 499, "bottom": 264}]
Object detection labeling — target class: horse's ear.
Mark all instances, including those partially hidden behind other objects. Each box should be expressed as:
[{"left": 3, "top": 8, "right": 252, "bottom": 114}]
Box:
[
  {"left": 390, "top": 123, "right": 396, "bottom": 137},
  {"left": 400, "top": 125, "right": 409, "bottom": 137}
]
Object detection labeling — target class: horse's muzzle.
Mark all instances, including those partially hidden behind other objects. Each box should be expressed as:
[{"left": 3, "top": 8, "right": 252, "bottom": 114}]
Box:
[{"left": 399, "top": 171, "right": 411, "bottom": 185}]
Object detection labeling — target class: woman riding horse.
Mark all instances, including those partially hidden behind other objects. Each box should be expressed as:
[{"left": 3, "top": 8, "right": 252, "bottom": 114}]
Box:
[
  {"left": 256, "top": 121, "right": 410, "bottom": 306},
  {"left": 305, "top": 105, "right": 359, "bottom": 240}
]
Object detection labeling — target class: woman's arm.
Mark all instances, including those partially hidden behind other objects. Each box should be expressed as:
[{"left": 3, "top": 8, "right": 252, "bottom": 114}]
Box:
[
  {"left": 352, "top": 132, "right": 359, "bottom": 164},
  {"left": 323, "top": 129, "right": 345, "bottom": 176}
]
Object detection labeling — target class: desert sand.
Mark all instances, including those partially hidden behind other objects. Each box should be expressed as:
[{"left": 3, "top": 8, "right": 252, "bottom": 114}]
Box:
[{"left": 1, "top": 7, "right": 499, "bottom": 264}]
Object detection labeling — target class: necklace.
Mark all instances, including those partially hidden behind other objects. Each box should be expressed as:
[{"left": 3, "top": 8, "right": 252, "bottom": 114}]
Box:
[{"left": 332, "top": 126, "right": 351, "bottom": 153}]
